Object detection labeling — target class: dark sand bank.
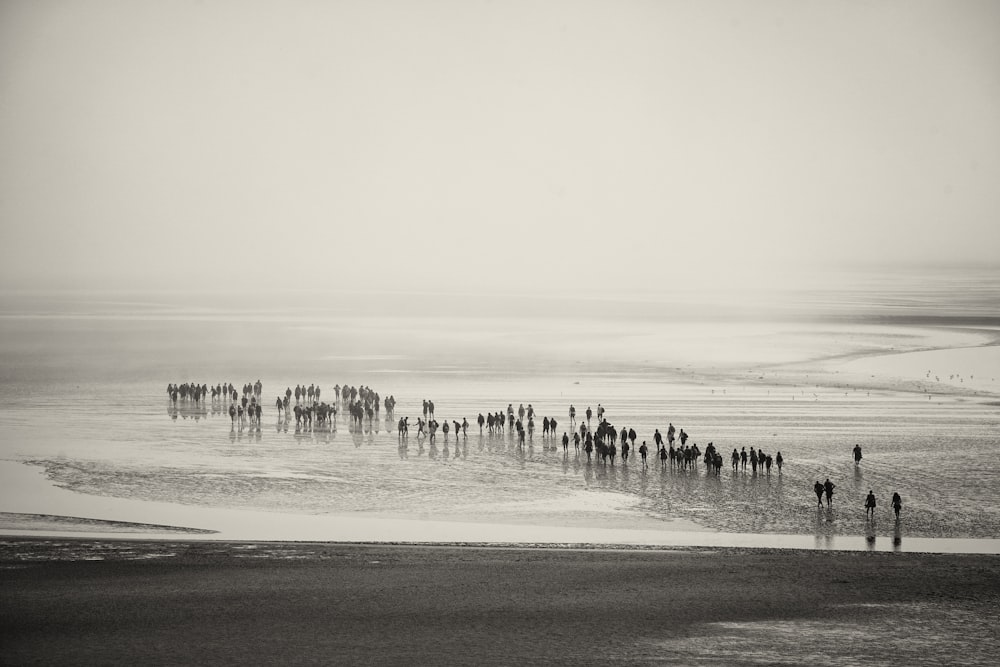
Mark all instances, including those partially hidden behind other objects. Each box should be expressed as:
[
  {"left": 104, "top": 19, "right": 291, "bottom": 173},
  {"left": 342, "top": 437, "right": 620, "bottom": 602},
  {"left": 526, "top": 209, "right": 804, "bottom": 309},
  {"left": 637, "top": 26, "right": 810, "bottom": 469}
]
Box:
[
  {"left": 3, "top": 540, "right": 999, "bottom": 666},
  {"left": 0, "top": 512, "right": 217, "bottom": 535}
]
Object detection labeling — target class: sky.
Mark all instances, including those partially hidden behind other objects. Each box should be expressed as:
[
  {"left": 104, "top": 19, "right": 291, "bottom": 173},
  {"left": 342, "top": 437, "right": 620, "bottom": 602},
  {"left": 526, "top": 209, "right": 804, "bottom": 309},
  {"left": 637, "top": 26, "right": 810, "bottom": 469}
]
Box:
[{"left": 1, "top": 0, "right": 998, "bottom": 297}]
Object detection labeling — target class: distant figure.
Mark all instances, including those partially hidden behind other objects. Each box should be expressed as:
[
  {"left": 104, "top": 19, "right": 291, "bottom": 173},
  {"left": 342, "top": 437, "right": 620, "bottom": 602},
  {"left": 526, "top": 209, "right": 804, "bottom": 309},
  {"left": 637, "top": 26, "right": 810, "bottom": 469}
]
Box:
[
  {"left": 562, "top": 432, "right": 569, "bottom": 452},
  {"left": 865, "top": 490, "right": 877, "bottom": 518},
  {"left": 824, "top": 479, "right": 836, "bottom": 507},
  {"left": 891, "top": 492, "right": 902, "bottom": 519},
  {"left": 639, "top": 441, "right": 648, "bottom": 468},
  {"left": 775, "top": 451, "right": 783, "bottom": 472},
  {"left": 814, "top": 481, "right": 825, "bottom": 506},
  {"left": 853, "top": 444, "right": 863, "bottom": 465},
  {"left": 569, "top": 405, "right": 576, "bottom": 424}
]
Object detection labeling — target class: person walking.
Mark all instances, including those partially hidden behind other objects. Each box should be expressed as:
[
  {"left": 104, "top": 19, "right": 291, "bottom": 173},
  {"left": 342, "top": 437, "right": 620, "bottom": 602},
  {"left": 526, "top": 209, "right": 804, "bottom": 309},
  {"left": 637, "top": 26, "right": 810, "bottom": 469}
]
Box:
[
  {"left": 865, "top": 490, "right": 877, "bottom": 519},
  {"left": 823, "top": 478, "right": 836, "bottom": 507}
]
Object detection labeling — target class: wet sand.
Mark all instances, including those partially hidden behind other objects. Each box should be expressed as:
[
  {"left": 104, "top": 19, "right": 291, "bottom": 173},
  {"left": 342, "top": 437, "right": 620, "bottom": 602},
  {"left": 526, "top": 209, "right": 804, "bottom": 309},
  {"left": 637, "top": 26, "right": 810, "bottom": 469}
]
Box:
[{"left": 2, "top": 539, "right": 999, "bottom": 666}]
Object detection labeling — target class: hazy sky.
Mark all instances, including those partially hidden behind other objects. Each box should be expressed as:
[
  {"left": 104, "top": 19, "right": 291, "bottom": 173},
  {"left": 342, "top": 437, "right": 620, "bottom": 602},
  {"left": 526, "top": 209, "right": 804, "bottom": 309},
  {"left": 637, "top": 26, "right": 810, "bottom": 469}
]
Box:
[{"left": 1, "top": 0, "right": 997, "bottom": 295}]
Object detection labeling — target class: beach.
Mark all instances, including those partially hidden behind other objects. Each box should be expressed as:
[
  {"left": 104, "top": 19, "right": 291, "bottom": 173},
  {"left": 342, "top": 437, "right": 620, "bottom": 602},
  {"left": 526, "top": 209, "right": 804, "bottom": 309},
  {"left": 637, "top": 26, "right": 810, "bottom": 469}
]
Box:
[
  {"left": 3, "top": 539, "right": 999, "bottom": 665},
  {"left": 1, "top": 284, "right": 999, "bottom": 664}
]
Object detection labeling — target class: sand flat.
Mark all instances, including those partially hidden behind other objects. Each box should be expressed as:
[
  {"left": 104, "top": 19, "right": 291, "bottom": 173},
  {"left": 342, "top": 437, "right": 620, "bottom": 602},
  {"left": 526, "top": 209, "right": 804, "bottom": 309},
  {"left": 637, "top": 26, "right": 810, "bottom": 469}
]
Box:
[{"left": 2, "top": 539, "right": 998, "bottom": 665}]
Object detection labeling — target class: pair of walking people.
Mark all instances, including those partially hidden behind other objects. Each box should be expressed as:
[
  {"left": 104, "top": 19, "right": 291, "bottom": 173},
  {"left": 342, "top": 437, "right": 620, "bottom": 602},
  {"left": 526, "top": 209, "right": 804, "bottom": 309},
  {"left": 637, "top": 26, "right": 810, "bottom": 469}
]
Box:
[
  {"left": 865, "top": 490, "right": 903, "bottom": 520},
  {"left": 814, "top": 479, "right": 836, "bottom": 507}
]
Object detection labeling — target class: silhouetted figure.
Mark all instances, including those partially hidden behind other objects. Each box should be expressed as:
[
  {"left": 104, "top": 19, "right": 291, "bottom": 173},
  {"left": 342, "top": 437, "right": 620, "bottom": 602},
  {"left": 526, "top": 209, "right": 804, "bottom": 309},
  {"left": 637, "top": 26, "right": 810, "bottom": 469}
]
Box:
[
  {"left": 814, "top": 481, "right": 824, "bottom": 506},
  {"left": 853, "top": 444, "right": 863, "bottom": 465},
  {"left": 824, "top": 478, "right": 835, "bottom": 507},
  {"left": 865, "top": 490, "right": 877, "bottom": 519},
  {"left": 891, "top": 492, "right": 902, "bottom": 519}
]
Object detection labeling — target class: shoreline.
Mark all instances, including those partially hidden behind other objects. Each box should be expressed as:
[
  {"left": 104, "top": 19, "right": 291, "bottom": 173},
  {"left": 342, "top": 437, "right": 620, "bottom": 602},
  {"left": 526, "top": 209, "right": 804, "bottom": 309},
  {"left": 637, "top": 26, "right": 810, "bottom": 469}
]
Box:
[{"left": 2, "top": 511, "right": 999, "bottom": 555}]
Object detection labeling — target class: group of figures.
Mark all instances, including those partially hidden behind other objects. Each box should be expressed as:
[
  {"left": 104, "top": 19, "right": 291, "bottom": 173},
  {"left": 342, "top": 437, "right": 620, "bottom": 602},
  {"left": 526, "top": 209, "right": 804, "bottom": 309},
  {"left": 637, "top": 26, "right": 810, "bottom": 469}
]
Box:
[
  {"left": 168, "top": 381, "right": 265, "bottom": 424},
  {"left": 168, "top": 381, "right": 262, "bottom": 404},
  {"left": 813, "top": 444, "right": 904, "bottom": 520},
  {"left": 168, "top": 384, "right": 912, "bottom": 522},
  {"left": 273, "top": 384, "right": 397, "bottom": 431},
  {"left": 391, "top": 402, "right": 786, "bottom": 484}
]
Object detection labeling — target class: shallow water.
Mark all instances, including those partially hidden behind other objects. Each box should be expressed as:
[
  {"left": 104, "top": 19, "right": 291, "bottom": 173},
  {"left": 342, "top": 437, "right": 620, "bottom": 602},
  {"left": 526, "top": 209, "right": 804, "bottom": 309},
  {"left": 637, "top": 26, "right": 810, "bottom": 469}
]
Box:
[
  {"left": 660, "top": 602, "right": 1000, "bottom": 666},
  {"left": 1, "top": 287, "right": 998, "bottom": 549}
]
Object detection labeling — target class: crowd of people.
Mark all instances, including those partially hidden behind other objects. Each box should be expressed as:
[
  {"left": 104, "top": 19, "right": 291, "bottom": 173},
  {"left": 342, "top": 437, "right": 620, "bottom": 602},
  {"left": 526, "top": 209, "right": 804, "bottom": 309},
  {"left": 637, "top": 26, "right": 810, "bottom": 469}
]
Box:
[
  {"left": 168, "top": 380, "right": 398, "bottom": 431},
  {"left": 169, "top": 384, "right": 906, "bottom": 521}
]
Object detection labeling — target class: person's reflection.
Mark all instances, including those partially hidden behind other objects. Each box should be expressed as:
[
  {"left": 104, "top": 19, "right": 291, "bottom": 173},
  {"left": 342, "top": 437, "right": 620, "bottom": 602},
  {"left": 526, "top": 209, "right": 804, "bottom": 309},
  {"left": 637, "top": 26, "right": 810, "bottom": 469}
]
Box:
[
  {"left": 893, "top": 521, "right": 903, "bottom": 552},
  {"left": 814, "top": 505, "right": 829, "bottom": 549},
  {"left": 865, "top": 522, "right": 877, "bottom": 551}
]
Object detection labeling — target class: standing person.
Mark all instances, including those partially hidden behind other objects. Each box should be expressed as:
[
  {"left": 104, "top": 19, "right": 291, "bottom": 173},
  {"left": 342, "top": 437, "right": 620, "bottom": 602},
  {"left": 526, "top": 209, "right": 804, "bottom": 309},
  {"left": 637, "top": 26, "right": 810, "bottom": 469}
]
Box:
[
  {"left": 865, "top": 490, "right": 877, "bottom": 519},
  {"left": 562, "top": 432, "right": 569, "bottom": 452},
  {"left": 824, "top": 478, "right": 836, "bottom": 507},
  {"left": 639, "top": 441, "right": 648, "bottom": 468},
  {"left": 853, "top": 444, "right": 863, "bottom": 465},
  {"left": 775, "top": 451, "right": 783, "bottom": 472},
  {"left": 814, "top": 481, "right": 825, "bottom": 506},
  {"left": 891, "top": 492, "right": 902, "bottom": 519},
  {"left": 569, "top": 405, "right": 576, "bottom": 425}
]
